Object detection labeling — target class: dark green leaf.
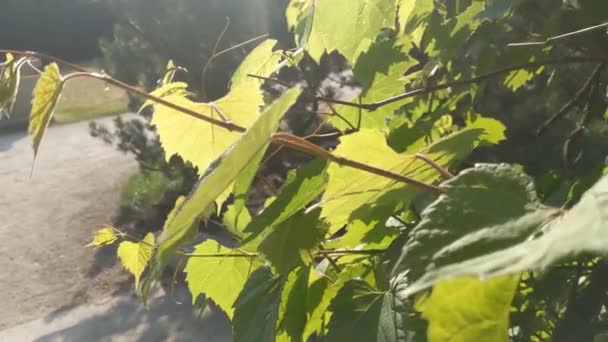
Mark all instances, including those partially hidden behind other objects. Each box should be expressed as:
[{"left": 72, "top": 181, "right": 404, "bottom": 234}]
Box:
[
  {"left": 277, "top": 267, "right": 310, "bottom": 342},
  {"left": 233, "top": 266, "right": 284, "bottom": 342},
  {"left": 395, "top": 164, "right": 558, "bottom": 280},
  {"left": 258, "top": 209, "right": 326, "bottom": 274},
  {"left": 402, "top": 172, "right": 608, "bottom": 297},
  {"left": 326, "top": 278, "right": 409, "bottom": 342}
]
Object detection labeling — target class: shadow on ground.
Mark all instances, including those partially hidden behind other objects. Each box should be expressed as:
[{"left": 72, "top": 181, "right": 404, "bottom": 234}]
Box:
[{"left": 1, "top": 285, "right": 232, "bottom": 342}]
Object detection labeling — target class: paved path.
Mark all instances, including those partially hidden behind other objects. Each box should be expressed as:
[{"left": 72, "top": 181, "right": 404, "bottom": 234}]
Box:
[{"left": 0, "top": 117, "right": 231, "bottom": 341}]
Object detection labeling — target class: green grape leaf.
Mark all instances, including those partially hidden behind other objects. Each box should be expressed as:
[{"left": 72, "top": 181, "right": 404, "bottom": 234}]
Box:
[
  {"left": 395, "top": 164, "right": 558, "bottom": 280},
  {"left": 416, "top": 276, "right": 519, "bottom": 342},
  {"left": 397, "top": 0, "right": 434, "bottom": 43},
  {"left": 86, "top": 226, "right": 118, "bottom": 247},
  {"left": 145, "top": 87, "right": 302, "bottom": 294},
  {"left": 149, "top": 40, "right": 281, "bottom": 172},
  {"left": 244, "top": 159, "right": 328, "bottom": 240},
  {"left": 505, "top": 69, "right": 534, "bottom": 91},
  {"left": 325, "top": 217, "right": 400, "bottom": 250},
  {"left": 117, "top": 232, "right": 155, "bottom": 289},
  {"left": 184, "top": 240, "right": 261, "bottom": 319},
  {"left": 307, "top": 0, "right": 396, "bottom": 64},
  {"left": 465, "top": 112, "right": 506, "bottom": 145},
  {"left": 28, "top": 63, "right": 63, "bottom": 157},
  {"left": 325, "top": 278, "right": 408, "bottom": 342},
  {"left": 221, "top": 147, "right": 267, "bottom": 236},
  {"left": 233, "top": 266, "right": 284, "bottom": 342},
  {"left": 258, "top": 209, "right": 326, "bottom": 274},
  {"left": 277, "top": 266, "right": 310, "bottom": 342},
  {"left": 304, "top": 261, "right": 372, "bottom": 339},
  {"left": 0, "top": 53, "right": 21, "bottom": 116},
  {"left": 400, "top": 170, "right": 608, "bottom": 297},
  {"left": 320, "top": 125, "right": 500, "bottom": 233},
  {"left": 332, "top": 38, "right": 418, "bottom": 131},
  {"left": 223, "top": 202, "right": 253, "bottom": 241},
  {"left": 427, "top": 2, "right": 486, "bottom": 61},
  {"left": 285, "top": 0, "right": 313, "bottom": 46}
]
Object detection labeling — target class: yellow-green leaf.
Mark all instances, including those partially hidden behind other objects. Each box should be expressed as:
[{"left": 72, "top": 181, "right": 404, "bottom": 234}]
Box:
[
  {"left": 416, "top": 276, "right": 519, "bottom": 342},
  {"left": 86, "top": 226, "right": 118, "bottom": 247},
  {"left": 0, "top": 53, "right": 21, "bottom": 116},
  {"left": 320, "top": 125, "right": 502, "bottom": 233},
  {"left": 28, "top": 63, "right": 63, "bottom": 157},
  {"left": 307, "top": 0, "right": 396, "bottom": 64},
  {"left": 161, "top": 59, "right": 176, "bottom": 86},
  {"left": 144, "top": 88, "right": 302, "bottom": 298},
  {"left": 149, "top": 40, "right": 281, "bottom": 172},
  {"left": 117, "top": 232, "right": 155, "bottom": 289},
  {"left": 184, "top": 240, "right": 261, "bottom": 319}
]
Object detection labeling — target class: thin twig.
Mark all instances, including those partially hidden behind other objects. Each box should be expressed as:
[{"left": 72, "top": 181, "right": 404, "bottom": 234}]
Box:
[
  {"left": 537, "top": 63, "right": 605, "bottom": 135},
  {"left": 62, "top": 72, "right": 246, "bottom": 132},
  {"left": 508, "top": 22, "right": 608, "bottom": 47},
  {"left": 271, "top": 133, "right": 444, "bottom": 195},
  {"left": 201, "top": 17, "right": 231, "bottom": 99}
]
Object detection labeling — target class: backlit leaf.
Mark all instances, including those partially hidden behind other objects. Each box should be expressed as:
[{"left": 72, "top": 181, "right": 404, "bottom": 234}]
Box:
[
  {"left": 149, "top": 40, "right": 281, "bottom": 172},
  {"left": 184, "top": 240, "right": 261, "bottom": 319},
  {"left": 416, "top": 276, "right": 519, "bottom": 342},
  {"left": 320, "top": 126, "right": 500, "bottom": 233},
  {"left": 258, "top": 209, "right": 326, "bottom": 274},
  {"left": 28, "top": 63, "right": 63, "bottom": 157},
  {"left": 117, "top": 232, "right": 155, "bottom": 289},
  {"left": 86, "top": 226, "right": 118, "bottom": 247},
  {"left": 307, "top": 0, "right": 396, "bottom": 64},
  {"left": 244, "top": 158, "right": 328, "bottom": 240},
  {"left": 145, "top": 87, "right": 301, "bottom": 296},
  {"left": 0, "top": 53, "right": 21, "bottom": 116}
]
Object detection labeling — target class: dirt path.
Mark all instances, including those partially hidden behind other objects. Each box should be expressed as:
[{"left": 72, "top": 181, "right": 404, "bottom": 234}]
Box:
[{"left": 0, "top": 117, "right": 137, "bottom": 329}]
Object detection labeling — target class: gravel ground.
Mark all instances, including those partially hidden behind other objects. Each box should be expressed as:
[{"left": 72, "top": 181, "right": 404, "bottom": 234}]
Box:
[
  {"left": 0, "top": 117, "right": 137, "bottom": 330},
  {"left": 0, "top": 116, "right": 232, "bottom": 341}
]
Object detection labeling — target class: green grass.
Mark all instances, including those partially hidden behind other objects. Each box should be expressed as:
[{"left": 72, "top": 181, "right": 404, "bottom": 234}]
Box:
[{"left": 53, "top": 76, "right": 130, "bottom": 123}]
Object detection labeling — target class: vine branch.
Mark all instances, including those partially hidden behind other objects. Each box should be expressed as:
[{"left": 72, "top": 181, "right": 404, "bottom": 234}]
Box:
[
  {"left": 315, "top": 56, "right": 606, "bottom": 111},
  {"left": 537, "top": 62, "right": 605, "bottom": 135}
]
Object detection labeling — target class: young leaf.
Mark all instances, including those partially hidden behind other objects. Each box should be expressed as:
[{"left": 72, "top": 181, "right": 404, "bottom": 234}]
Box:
[
  {"left": 307, "top": 0, "right": 396, "bottom": 64},
  {"left": 325, "top": 278, "right": 408, "bottom": 342},
  {"left": 233, "top": 266, "right": 284, "bottom": 342},
  {"left": 149, "top": 39, "right": 281, "bottom": 172},
  {"left": 0, "top": 53, "right": 21, "bottom": 116},
  {"left": 258, "top": 209, "right": 326, "bottom": 274},
  {"left": 146, "top": 87, "right": 302, "bottom": 294},
  {"left": 28, "top": 63, "right": 63, "bottom": 157},
  {"left": 86, "top": 226, "right": 118, "bottom": 247},
  {"left": 184, "top": 240, "right": 260, "bottom": 319},
  {"left": 117, "top": 232, "right": 155, "bottom": 289},
  {"left": 401, "top": 170, "right": 608, "bottom": 297},
  {"left": 416, "top": 276, "right": 519, "bottom": 342},
  {"left": 394, "top": 164, "right": 558, "bottom": 280}
]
